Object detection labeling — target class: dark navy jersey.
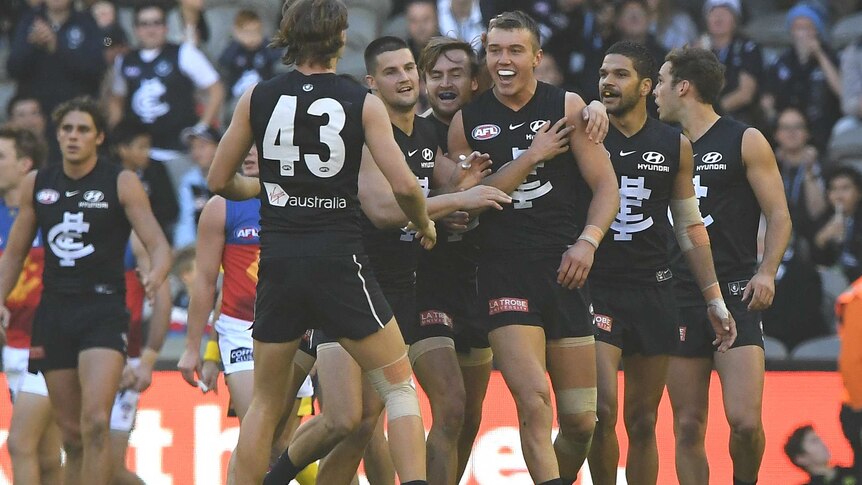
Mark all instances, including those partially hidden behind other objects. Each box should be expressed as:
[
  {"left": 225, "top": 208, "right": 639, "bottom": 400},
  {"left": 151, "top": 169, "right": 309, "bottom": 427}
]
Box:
[
  {"left": 592, "top": 117, "right": 680, "bottom": 285},
  {"left": 250, "top": 71, "right": 367, "bottom": 258},
  {"left": 33, "top": 161, "right": 131, "bottom": 294},
  {"left": 121, "top": 44, "right": 198, "bottom": 150},
  {"left": 671, "top": 117, "right": 760, "bottom": 304},
  {"left": 461, "top": 82, "right": 585, "bottom": 256},
  {"left": 218, "top": 40, "right": 281, "bottom": 101},
  {"left": 362, "top": 116, "right": 437, "bottom": 289},
  {"left": 426, "top": 112, "right": 450, "bottom": 154}
]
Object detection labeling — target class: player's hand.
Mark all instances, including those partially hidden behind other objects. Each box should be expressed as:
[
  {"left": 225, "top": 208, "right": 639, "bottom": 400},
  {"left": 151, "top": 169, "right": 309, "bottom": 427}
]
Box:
[
  {"left": 526, "top": 117, "right": 573, "bottom": 163},
  {"left": 132, "top": 360, "right": 155, "bottom": 392},
  {"left": 200, "top": 360, "right": 220, "bottom": 394},
  {"left": 177, "top": 347, "right": 202, "bottom": 388},
  {"left": 120, "top": 362, "right": 137, "bottom": 391},
  {"left": 742, "top": 271, "right": 775, "bottom": 311},
  {"left": 141, "top": 269, "right": 167, "bottom": 302},
  {"left": 707, "top": 299, "right": 737, "bottom": 352},
  {"left": 442, "top": 211, "right": 470, "bottom": 232},
  {"left": 457, "top": 185, "right": 512, "bottom": 212},
  {"left": 446, "top": 152, "right": 493, "bottom": 191},
  {"left": 583, "top": 100, "right": 609, "bottom": 144},
  {"left": 407, "top": 219, "right": 437, "bottom": 250},
  {"left": 557, "top": 240, "right": 595, "bottom": 289}
]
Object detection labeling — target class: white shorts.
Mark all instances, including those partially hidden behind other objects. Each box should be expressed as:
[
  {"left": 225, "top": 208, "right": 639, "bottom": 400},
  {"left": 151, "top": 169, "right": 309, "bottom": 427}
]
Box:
[
  {"left": 215, "top": 314, "right": 254, "bottom": 375},
  {"left": 3, "top": 346, "right": 49, "bottom": 401},
  {"left": 110, "top": 358, "right": 141, "bottom": 433}
]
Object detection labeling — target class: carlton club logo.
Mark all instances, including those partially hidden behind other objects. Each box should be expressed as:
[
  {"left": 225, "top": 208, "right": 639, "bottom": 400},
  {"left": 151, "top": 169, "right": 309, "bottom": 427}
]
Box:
[
  {"left": 472, "top": 124, "right": 500, "bottom": 140},
  {"left": 47, "top": 211, "right": 94, "bottom": 267}
]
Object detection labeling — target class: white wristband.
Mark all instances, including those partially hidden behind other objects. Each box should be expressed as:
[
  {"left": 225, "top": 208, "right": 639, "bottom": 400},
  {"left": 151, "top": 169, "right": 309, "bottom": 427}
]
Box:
[{"left": 707, "top": 298, "right": 730, "bottom": 321}]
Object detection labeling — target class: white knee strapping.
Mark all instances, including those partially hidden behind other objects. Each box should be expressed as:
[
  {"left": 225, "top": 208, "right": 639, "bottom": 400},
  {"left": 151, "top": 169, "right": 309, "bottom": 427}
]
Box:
[{"left": 366, "top": 353, "right": 421, "bottom": 421}]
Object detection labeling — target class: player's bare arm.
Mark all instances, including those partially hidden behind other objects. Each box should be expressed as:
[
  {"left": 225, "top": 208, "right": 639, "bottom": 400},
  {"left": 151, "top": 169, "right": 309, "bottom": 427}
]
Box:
[
  {"left": 130, "top": 231, "right": 172, "bottom": 391},
  {"left": 119, "top": 170, "right": 172, "bottom": 300},
  {"left": 359, "top": 145, "right": 510, "bottom": 229},
  {"left": 583, "top": 99, "right": 610, "bottom": 143},
  {"left": 207, "top": 87, "right": 259, "bottom": 201},
  {"left": 741, "top": 127, "right": 792, "bottom": 311},
  {"left": 0, "top": 171, "right": 38, "bottom": 333},
  {"left": 671, "top": 134, "right": 736, "bottom": 351},
  {"left": 362, "top": 93, "right": 436, "bottom": 248},
  {"left": 448, "top": 110, "right": 573, "bottom": 194},
  {"left": 178, "top": 195, "right": 226, "bottom": 387},
  {"left": 430, "top": 147, "right": 493, "bottom": 194},
  {"left": 558, "top": 91, "right": 619, "bottom": 290}
]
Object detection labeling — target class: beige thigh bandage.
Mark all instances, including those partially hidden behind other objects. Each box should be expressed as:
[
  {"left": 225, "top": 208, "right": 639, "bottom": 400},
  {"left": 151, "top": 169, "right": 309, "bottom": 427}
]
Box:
[
  {"left": 457, "top": 347, "right": 493, "bottom": 367},
  {"left": 407, "top": 336, "right": 455, "bottom": 366},
  {"left": 547, "top": 335, "right": 595, "bottom": 349},
  {"left": 556, "top": 387, "right": 598, "bottom": 415},
  {"left": 316, "top": 342, "right": 343, "bottom": 354},
  {"left": 366, "top": 353, "right": 421, "bottom": 421}
]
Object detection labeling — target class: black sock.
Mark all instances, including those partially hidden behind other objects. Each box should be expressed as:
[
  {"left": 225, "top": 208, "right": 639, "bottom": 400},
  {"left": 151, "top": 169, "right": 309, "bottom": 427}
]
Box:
[
  {"left": 733, "top": 477, "right": 757, "bottom": 485},
  {"left": 538, "top": 480, "right": 564, "bottom": 485},
  {"left": 263, "top": 450, "right": 302, "bottom": 485},
  {"left": 561, "top": 478, "right": 577, "bottom": 485},
  {"left": 401, "top": 481, "right": 428, "bottom": 485}
]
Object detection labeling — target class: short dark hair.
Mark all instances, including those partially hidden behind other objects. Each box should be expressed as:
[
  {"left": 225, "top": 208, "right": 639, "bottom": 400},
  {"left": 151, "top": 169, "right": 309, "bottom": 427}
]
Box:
[
  {"left": 418, "top": 36, "right": 478, "bottom": 79},
  {"left": 0, "top": 124, "right": 46, "bottom": 169},
  {"left": 827, "top": 166, "right": 862, "bottom": 192},
  {"left": 784, "top": 425, "right": 813, "bottom": 469},
  {"left": 52, "top": 96, "right": 107, "bottom": 135},
  {"left": 6, "top": 94, "right": 43, "bottom": 118},
  {"left": 665, "top": 47, "right": 726, "bottom": 105},
  {"left": 406, "top": 0, "right": 436, "bottom": 11},
  {"left": 134, "top": 2, "right": 167, "bottom": 23},
  {"left": 111, "top": 118, "right": 151, "bottom": 147},
  {"left": 271, "top": 0, "right": 349, "bottom": 68},
  {"left": 605, "top": 40, "right": 656, "bottom": 83},
  {"left": 487, "top": 10, "right": 540, "bottom": 51},
  {"left": 234, "top": 9, "right": 261, "bottom": 27},
  {"left": 364, "top": 36, "right": 411, "bottom": 75}
]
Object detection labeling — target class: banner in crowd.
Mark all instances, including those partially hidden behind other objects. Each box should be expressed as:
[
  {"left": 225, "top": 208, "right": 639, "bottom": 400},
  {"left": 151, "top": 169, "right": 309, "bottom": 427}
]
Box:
[{"left": 0, "top": 371, "right": 852, "bottom": 484}]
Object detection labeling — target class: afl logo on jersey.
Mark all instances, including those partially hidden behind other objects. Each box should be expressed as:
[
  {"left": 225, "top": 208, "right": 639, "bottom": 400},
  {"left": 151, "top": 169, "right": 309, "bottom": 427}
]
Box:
[
  {"left": 235, "top": 227, "right": 259, "bottom": 239},
  {"left": 83, "top": 190, "right": 104, "bottom": 203},
  {"left": 303, "top": 84, "right": 314, "bottom": 92},
  {"left": 701, "top": 152, "right": 723, "bottom": 164},
  {"left": 529, "top": 120, "right": 549, "bottom": 133},
  {"left": 472, "top": 124, "right": 500, "bottom": 140},
  {"left": 36, "top": 189, "right": 60, "bottom": 205},
  {"left": 642, "top": 152, "right": 665, "bottom": 164}
]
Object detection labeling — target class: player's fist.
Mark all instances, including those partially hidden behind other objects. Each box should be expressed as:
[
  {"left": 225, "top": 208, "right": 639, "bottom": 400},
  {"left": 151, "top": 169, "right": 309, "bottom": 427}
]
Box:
[
  {"left": 742, "top": 272, "right": 775, "bottom": 311},
  {"left": 415, "top": 220, "right": 436, "bottom": 250},
  {"left": 177, "top": 347, "right": 202, "bottom": 388},
  {"left": 557, "top": 240, "right": 596, "bottom": 289}
]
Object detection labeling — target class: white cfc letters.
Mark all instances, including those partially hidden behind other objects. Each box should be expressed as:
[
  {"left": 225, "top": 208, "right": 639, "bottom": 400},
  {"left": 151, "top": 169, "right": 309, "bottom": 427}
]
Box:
[
  {"left": 264, "top": 95, "right": 346, "bottom": 178},
  {"left": 510, "top": 148, "right": 552, "bottom": 209},
  {"left": 692, "top": 175, "right": 714, "bottom": 226},
  {"left": 611, "top": 175, "right": 653, "bottom": 240},
  {"left": 47, "top": 212, "right": 94, "bottom": 266}
]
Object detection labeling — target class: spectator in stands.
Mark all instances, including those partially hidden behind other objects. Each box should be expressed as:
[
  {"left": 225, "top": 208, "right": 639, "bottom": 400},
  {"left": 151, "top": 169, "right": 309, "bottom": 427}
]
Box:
[
  {"left": 784, "top": 425, "right": 859, "bottom": 484},
  {"left": 775, "top": 107, "right": 829, "bottom": 244},
  {"left": 112, "top": 119, "right": 179, "bottom": 241},
  {"left": 701, "top": 0, "right": 764, "bottom": 126},
  {"left": 814, "top": 167, "right": 862, "bottom": 283},
  {"left": 762, "top": 2, "right": 841, "bottom": 151},
  {"left": 109, "top": 3, "right": 224, "bottom": 171},
  {"left": 436, "top": 0, "right": 488, "bottom": 48},
  {"left": 174, "top": 125, "right": 219, "bottom": 249},
  {"left": 90, "top": 0, "right": 115, "bottom": 29},
  {"left": 612, "top": 0, "right": 667, "bottom": 66},
  {"left": 836, "top": 277, "right": 862, "bottom": 480},
  {"left": 166, "top": 0, "right": 210, "bottom": 48},
  {"left": 646, "top": 0, "right": 698, "bottom": 50},
  {"left": 405, "top": 0, "right": 439, "bottom": 64},
  {"left": 835, "top": 37, "right": 862, "bottom": 136},
  {"left": 218, "top": 9, "right": 280, "bottom": 104},
  {"left": 7, "top": 0, "right": 106, "bottom": 131},
  {"left": 535, "top": 51, "right": 564, "bottom": 87}
]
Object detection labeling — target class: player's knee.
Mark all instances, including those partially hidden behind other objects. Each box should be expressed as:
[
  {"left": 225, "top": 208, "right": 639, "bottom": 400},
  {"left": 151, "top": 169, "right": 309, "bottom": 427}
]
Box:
[
  {"left": 559, "top": 412, "right": 597, "bottom": 444},
  {"left": 624, "top": 409, "right": 658, "bottom": 444},
  {"left": 7, "top": 430, "right": 38, "bottom": 458},
  {"left": 728, "top": 415, "right": 763, "bottom": 442},
  {"left": 595, "top": 396, "right": 618, "bottom": 430},
  {"left": 80, "top": 412, "right": 111, "bottom": 445},
  {"left": 323, "top": 406, "right": 363, "bottom": 438},
  {"left": 367, "top": 354, "right": 422, "bottom": 422},
  {"left": 675, "top": 415, "right": 706, "bottom": 448}
]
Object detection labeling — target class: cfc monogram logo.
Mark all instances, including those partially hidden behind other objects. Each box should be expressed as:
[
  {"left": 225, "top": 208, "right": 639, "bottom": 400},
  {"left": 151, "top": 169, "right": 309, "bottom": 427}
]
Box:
[
  {"left": 611, "top": 176, "right": 653, "bottom": 240},
  {"left": 47, "top": 211, "right": 94, "bottom": 267}
]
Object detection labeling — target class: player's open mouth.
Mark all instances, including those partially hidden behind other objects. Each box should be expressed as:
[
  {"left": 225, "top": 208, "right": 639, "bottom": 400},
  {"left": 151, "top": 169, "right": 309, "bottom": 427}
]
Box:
[
  {"left": 438, "top": 91, "right": 457, "bottom": 101},
  {"left": 397, "top": 85, "right": 413, "bottom": 93},
  {"left": 497, "top": 70, "right": 516, "bottom": 81},
  {"left": 601, "top": 89, "right": 618, "bottom": 99}
]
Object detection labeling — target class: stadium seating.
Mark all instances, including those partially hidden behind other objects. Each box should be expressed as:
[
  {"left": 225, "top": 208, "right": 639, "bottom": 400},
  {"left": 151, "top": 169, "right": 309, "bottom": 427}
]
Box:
[
  {"left": 764, "top": 335, "right": 790, "bottom": 360},
  {"left": 790, "top": 334, "right": 841, "bottom": 361}
]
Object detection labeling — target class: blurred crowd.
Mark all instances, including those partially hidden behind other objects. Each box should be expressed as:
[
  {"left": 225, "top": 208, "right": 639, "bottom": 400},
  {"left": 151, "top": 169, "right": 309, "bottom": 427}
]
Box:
[{"left": 1, "top": 0, "right": 862, "bottom": 353}]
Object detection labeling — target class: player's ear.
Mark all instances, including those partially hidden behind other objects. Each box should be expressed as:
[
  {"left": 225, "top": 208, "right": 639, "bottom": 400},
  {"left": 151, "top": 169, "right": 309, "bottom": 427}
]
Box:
[
  {"left": 365, "top": 74, "right": 376, "bottom": 91},
  {"left": 533, "top": 48, "right": 543, "bottom": 69},
  {"left": 640, "top": 77, "right": 652, "bottom": 97},
  {"left": 677, "top": 79, "right": 690, "bottom": 98}
]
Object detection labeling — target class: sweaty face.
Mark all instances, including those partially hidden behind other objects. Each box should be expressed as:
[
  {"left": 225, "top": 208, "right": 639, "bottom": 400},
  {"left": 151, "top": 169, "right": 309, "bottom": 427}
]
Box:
[
  {"left": 135, "top": 7, "right": 167, "bottom": 50},
  {"left": 369, "top": 48, "right": 420, "bottom": 113},
  {"left": 485, "top": 28, "right": 541, "bottom": 98},
  {"left": 242, "top": 144, "right": 259, "bottom": 177},
  {"left": 57, "top": 111, "right": 104, "bottom": 164},
  {"left": 599, "top": 53, "right": 646, "bottom": 116},
  {"left": 653, "top": 61, "right": 680, "bottom": 123},
  {"left": 425, "top": 49, "right": 477, "bottom": 120}
]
